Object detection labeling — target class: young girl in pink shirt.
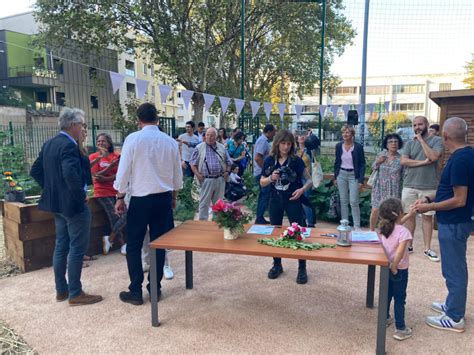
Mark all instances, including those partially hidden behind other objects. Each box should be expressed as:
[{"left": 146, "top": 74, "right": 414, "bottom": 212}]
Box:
[{"left": 378, "top": 198, "right": 414, "bottom": 341}]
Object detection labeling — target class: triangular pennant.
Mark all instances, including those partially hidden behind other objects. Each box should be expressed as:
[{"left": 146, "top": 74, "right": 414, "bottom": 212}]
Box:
[
  {"left": 342, "top": 104, "right": 350, "bottom": 119},
  {"left": 263, "top": 102, "right": 273, "bottom": 121},
  {"left": 109, "top": 71, "right": 125, "bottom": 94},
  {"left": 367, "top": 103, "right": 376, "bottom": 114},
  {"left": 331, "top": 105, "right": 339, "bottom": 119},
  {"left": 250, "top": 101, "right": 261, "bottom": 118},
  {"left": 181, "top": 90, "right": 194, "bottom": 110},
  {"left": 384, "top": 101, "right": 390, "bottom": 113},
  {"left": 158, "top": 84, "right": 172, "bottom": 104},
  {"left": 234, "top": 98, "right": 245, "bottom": 117},
  {"left": 356, "top": 104, "right": 363, "bottom": 117},
  {"left": 294, "top": 104, "right": 303, "bottom": 120},
  {"left": 219, "top": 96, "right": 231, "bottom": 115},
  {"left": 202, "top": 93, "right": 215, "bottom": 113},
  {"left": 277, "top": 103, "right": 286, "bottom": 119},
  {"left": 319, "top": 105, "right": 327, "bottom": 118},
  {"left": 136, "top": 78, "right": 150, "bottom": 99}
]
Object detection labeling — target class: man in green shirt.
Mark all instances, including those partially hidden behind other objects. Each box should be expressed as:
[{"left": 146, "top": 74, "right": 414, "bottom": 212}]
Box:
[{"left": 401, "top": 116, "right": 444, "bottom": 262}]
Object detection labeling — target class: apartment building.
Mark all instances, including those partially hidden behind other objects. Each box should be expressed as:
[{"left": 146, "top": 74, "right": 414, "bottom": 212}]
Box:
[{"left": 298, "top": 73, "right": 467, "bottom": 123}]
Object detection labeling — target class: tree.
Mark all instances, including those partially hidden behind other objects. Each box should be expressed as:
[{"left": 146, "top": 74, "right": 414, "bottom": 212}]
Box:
[
  {"left": 463, "top": 54, "right": 474, "bottom": 89},
  {"left": 34, "top": 0, "right": 355, "bottom": 122},
  {"left": 367, "top": 111, "right": 411, "bottom": 148},
  {"left": 0, "top": 88, "right": 25, "bottom": 108}
]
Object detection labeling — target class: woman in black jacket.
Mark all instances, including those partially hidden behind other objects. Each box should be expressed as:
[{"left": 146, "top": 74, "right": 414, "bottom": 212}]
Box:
[{"left": 333, "top": 124, "right": 366, "bottom": 229}]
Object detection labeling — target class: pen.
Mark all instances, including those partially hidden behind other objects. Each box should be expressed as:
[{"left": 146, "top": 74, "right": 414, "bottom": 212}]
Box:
[{"left": 320, "top": 233, "right": 337, "bottom": 238}]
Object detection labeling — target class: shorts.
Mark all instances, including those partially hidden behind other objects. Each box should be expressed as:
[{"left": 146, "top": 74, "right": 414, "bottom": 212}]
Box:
[{"left": 402, "top": 187, "right": 436, "bottom": 216}]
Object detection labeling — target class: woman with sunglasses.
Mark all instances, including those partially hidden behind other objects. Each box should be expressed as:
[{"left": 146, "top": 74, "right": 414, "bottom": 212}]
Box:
[{"left": 369, "top": 133, "right": 404, "bottom": 230}]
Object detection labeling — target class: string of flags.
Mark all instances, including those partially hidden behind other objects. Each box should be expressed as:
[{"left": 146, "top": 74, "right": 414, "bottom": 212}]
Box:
[{"left": 109, "top": 70, "right": 391, "bottom": 122}]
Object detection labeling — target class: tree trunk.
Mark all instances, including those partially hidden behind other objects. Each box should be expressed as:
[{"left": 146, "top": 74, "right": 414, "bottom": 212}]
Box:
[{"left": 192, "top": 94, "right": 205, "bottom": 123}]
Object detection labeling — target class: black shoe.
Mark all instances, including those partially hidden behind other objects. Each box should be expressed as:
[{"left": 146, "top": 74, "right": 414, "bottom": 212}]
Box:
[
  {"left": 296, "top": 268, "right": 308, "bottom": 284},
  {"left": 268, "top": 264, "right": 283, "bottom": 279},
  {"left": 255, "top": 218, "right": 270, "bottom": 225},
  {"left": 119, "top": 291, "right": 144, "bottom": 305},
  {"left": 146, "top": 285, "right": 162, "bottom": 302}
]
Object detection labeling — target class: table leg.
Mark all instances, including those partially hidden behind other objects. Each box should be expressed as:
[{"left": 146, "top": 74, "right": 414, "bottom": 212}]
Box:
[
  {"left": 150, "top": 248, "right": 160, "bottom": 327},
  {"left": 366, "top": 265, "right": 376, "bottom": 308},
  {"left": 185, "top": 250, "right": 193, "bottom": 289},
  {"left": 376, "top": 266, "right": 389, "bottom": 355}
]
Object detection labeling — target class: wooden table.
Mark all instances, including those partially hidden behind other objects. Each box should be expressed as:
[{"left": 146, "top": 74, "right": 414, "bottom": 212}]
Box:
[{"left": 150, "top": 221, "right": 389, "bottom": 355}]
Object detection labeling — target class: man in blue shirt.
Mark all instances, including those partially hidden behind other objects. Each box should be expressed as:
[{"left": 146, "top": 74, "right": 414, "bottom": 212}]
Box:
[{"left": 414, "top": 117, "right": 474, "bottom": 333}]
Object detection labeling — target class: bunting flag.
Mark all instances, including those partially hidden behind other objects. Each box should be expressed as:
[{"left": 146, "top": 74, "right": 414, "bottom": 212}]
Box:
[
  {"left": 136, "top": 78, "right": 150, "bottom": 99},
  {"left": 356, "top": 104, "right": 363, "bottom": 117},
  {"left": 384, "top": 101, "right": 390, "bottom": 113},
  {"left": 294, "top": 104, "right": 303, "bottom": 120},
  {"left": 342, "top": 104, "right": 350, "bottom": 119},
  {"left": 109, "top": 71, "right": 125, "bottom": 94},
  {"left": 277, "top": 103, "right": 286, "bottom": 119},
  {"left": 367, "top": 103, "right": 376, "bottom": 114},
  {"left": 203, "top": 93, "right": 215, "bottom": 112},
  {"left": 319, "top": 105, "right": 327, "bottom": 118},
  {"left": 181, "top": 90, "right": 194, "bottom": 110},
  {"left": 263, "top": 102, "right": 273, "bottom": 121},
  {"left": 250, "top": 101, "right": 261, "bottom": 118},
  {"left": 331, "top": 105, "right": 339, "bottom": 119},
  {"left": 219, "top": 96, "right": 231, "bottom": 115},
  {"left": 234, "top": 98, "right": 245, "bottom": 117},
  {"left": 158, "top": 84, "right": 172, "bottom": 104}
]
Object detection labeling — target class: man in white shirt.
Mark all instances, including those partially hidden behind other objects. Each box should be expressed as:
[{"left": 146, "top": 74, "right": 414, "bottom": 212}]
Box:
[
  {"left": 114, "top": 103, "right": 182, "bottom": 305},
  {"left": 194, "top": 121, "right": 206, "bottom": 143},
  {"left": 176, "top": 120, "right": 200, "bottom": 177}
]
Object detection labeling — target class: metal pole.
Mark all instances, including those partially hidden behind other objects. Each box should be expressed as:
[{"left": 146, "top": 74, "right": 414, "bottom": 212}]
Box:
[
  {"left": 359, "top": 0, "right": 370, "bottom": 146},
  {"left": 240, "top": 0, "right": 246, "bottom": 127},
  {"left": 91, "top": 118, "right": 97, "bottom": 152},
  {"left": 318, "top": 0, "right": 326, "bottom": 140},
  {"left": 8, "top": 121, "right": 14, "bottom": 146}
]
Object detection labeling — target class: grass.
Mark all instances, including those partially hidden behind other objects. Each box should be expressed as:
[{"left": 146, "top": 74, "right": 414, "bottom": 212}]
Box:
[{"left": 0, "top": 320, "right": 36, "bottom": 355}]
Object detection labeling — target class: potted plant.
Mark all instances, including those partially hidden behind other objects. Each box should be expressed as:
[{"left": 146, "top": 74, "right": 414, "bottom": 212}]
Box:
[
  {"left": 211, "top": 199, "right": 251, "bottom": 240},
  {"left": 3, "top": 172, "right": 26, "bottom": 203}
]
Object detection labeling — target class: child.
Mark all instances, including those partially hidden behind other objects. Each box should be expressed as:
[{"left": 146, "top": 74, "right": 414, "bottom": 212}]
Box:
[
  {"left": 378, "top": 198, "right": 414, "bottom": 341},
  {"left": 229, "top": 164, "right": 243, "bottom": 185}
]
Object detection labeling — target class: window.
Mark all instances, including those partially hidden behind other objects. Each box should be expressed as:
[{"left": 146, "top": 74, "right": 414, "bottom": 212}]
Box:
[
  {"left": 53, "top": 59, "right": 64, "bottom": 75},
  {"left": 391, "top": 103, "right": 424, "bottom": 111},
  {"left": 126, "top": 83, "right": 136, "bottom": 98},
  {"left": 56, "top": 92, "right": 66, "bottom": 106},
  {"left": 36, "top": 91, "right": 47, "bottom": 103},
  {"left": 178, "top": 104, "right": 184, "bottom": 110},
  {"left": 150, "top": 66, "right": 154, "bottom": 76},
  {"left": 125, "top": 60, "right": 135, "bottom": 77},
  {"left": 142, "top": 63, "right": 147, "bottom": 75},
  {"left": 335, "top": 86, "right": 358, "bottom": 95},
  {"left": 439, "top": 83, "right": 452, "bottom": 91},
  {"left": 392, "top": 84, "right": 424, "bottom": 94},
  {"left": 89, "top": 67, "right": 98, "bottom": 80},
  {"left": 90, "top": 95, "right": 99, "bottom": 109},
  {"left": 151, "top": 86, "right": 155, "bottom": 96},
  {"left": 366, "top": 85, "right": 390, "bottom": 95},
  {"left": 303, "top": 105, "right": 318, "bottom": 113}
]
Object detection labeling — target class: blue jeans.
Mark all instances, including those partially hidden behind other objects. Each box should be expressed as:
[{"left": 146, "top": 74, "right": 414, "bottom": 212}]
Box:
[
  {"left": 302, "top": 179, "right": 315, "bottom": 226},
  {"left": 255, "top": 174, "right": 270, "bottom": 222},
  {"left": 336, "top": 170, "right": 361, "bottom": 228},
  {"left": 438, "top": 221, "right": 471, "bottom": 322},
  {"left": 53, "top": 204, "right": 91, "bottom": 299},
  {"left": 387, "top": 268, "right": 409, "bottom": 330}
]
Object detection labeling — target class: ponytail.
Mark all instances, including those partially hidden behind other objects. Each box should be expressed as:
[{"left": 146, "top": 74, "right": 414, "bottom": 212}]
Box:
[{"left": 378, "top": 198, "right": 403, "bottom": 238}]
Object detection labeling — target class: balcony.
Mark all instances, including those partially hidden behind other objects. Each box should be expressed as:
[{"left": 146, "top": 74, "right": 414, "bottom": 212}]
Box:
[
  {"left": 5, "top": 66, "right": 59, "bottom": 88},
  {"left": 27, "top": 102, "right": 62, "bottom": 114}
]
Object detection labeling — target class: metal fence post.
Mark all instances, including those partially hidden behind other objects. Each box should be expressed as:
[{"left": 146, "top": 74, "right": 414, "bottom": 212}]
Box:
[
  {"left": 91, "top": 118, "right": 97, "bottom": 152},
  {"left": 381, "top": 119, "right": 385, "bottom": 147},
  {"left": 8, "top": 121, "right": 14, "bottom": 146}
]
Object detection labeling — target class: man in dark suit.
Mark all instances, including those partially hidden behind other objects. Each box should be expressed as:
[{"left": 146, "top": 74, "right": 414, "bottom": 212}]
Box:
[{"left": 31, "top": 107, "right": 102, "bottom": 306}]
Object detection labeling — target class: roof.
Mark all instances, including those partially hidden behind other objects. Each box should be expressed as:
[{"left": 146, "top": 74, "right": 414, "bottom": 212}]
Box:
[{"left": 429, "top": 89, "right": 474, "bottom": 106}]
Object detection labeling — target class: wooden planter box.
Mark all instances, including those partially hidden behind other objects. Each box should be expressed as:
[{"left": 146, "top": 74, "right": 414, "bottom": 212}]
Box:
[{"left": 1, "top": 198, "right": 111, "bottom": 273}]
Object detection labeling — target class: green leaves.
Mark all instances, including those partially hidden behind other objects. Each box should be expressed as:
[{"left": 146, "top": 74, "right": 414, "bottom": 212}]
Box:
[{"left": 257, "top": 238, "right": 335, "bottom": 251}]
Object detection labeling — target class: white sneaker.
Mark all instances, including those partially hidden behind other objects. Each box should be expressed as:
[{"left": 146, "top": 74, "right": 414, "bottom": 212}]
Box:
[
  {"left": 431, "top": 301, "right": 447, "bottom": 314},
  {"left": 102, "top": 235, "right": 112, "bottom": 255},
  {"left": 163, "top": 265, "right": 174, "bottom": 280},
  {"left": 424, "top": 249, "right": 440, "bottom": 262},
  {"left": 120, "top": 244, "right": 127, "bottom": 256},
  {"left": 425, "top": 314, "right": 465, "bottom": 333},
  {"left": 393, "top": 327, "right": 413, "bottom": 341},
  {"left": 142, "top": 263, "right": 150, "bottom": 273}
]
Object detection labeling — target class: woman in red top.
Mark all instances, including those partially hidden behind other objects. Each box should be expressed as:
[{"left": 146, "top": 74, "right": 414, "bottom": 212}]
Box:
[{"left": 89, "top": 133, "right": 126, "bottom": 255}]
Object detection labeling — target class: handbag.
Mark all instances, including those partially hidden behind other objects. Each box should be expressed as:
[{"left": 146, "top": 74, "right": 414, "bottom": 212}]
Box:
[
  {"left": 367, "top": 169, "right": 378, "bottom": 188},
  {"left": 311, "top": 155, "right": 324, "bottom": 189}
]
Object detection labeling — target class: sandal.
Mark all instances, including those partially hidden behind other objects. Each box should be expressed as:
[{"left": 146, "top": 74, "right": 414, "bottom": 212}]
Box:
[{"left": 83, "top": 255, "right": 98, "bottom": 262}]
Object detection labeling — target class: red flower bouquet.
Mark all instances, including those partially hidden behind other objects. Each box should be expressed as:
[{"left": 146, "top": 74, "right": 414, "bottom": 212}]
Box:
[
  {"left": 281, "top": 222, "right": 307, "bottom": 241},
  {"left": 211, "top": 199, "right": 251, "bottom": 237}
]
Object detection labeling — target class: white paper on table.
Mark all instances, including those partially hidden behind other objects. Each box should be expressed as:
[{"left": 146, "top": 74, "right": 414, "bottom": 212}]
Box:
[
  {"left": 302, "top": 228, "right": 312, "bottom": 238},
  {"left": 247, "top": 225, "right": 275, "bottom": 235},
  {"left": 351, "top": 231, "right": 380, "bottom": 243}
]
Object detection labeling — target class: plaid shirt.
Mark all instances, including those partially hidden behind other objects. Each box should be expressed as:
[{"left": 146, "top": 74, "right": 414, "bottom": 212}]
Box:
[{"left": 190, "top": 143, "right": 231, "bottom": 176}]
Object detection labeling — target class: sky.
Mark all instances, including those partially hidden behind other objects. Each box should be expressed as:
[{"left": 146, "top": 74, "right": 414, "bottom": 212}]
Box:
[{"left": 2, "top": 0, "right": 474, "bottom": 79}]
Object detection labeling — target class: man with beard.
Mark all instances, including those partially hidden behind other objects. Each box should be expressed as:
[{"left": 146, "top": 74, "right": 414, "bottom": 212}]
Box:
[{"left": 400, "top": 116, "right": 444, "bottom": 262}]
